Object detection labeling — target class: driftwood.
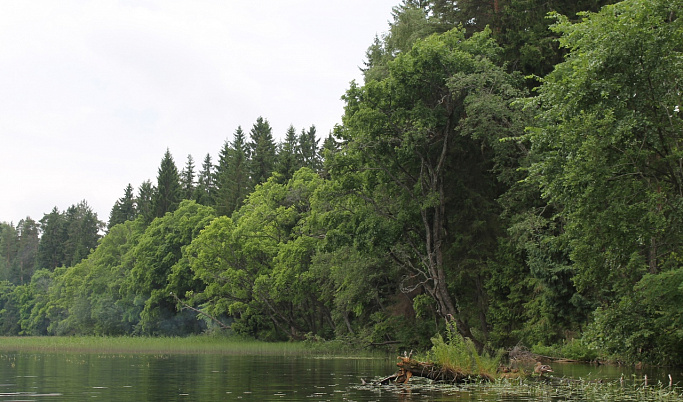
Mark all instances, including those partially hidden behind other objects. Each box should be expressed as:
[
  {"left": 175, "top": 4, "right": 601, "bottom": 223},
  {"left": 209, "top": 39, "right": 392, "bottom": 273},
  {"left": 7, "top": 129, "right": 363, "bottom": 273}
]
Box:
[{"left": 380, "top": 356, "right": 494, "bottom": 385}]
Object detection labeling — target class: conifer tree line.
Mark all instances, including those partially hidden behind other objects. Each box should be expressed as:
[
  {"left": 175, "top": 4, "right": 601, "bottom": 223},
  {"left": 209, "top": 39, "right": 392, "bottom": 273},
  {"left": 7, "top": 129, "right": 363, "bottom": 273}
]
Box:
[{"left": 2, "top": 0, "right": 682, "bottom": 366}]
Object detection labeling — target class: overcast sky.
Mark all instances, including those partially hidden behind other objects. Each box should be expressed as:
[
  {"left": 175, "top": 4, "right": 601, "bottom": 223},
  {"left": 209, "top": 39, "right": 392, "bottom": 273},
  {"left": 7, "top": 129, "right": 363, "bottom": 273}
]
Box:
[{"left": 0, "top": 0, "right": 398, "bottom": 226}]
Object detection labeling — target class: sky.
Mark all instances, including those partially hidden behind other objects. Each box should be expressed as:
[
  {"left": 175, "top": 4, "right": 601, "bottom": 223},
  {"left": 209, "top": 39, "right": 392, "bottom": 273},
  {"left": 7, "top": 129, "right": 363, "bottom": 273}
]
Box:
[{"left": 0, "top": 0, "right": 398, "bottom": 226}]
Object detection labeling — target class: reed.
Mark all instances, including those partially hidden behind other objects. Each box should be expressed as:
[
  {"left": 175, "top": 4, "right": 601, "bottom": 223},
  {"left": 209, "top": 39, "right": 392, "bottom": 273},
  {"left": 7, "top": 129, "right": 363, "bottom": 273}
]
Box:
[{"left": 0, "top": 335, "right": 370, "bottom": 356}]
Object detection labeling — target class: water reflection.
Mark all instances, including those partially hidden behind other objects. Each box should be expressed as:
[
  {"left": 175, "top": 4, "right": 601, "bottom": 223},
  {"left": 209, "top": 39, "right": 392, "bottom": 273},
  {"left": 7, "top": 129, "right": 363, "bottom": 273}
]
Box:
[{"left": 0, "top": 352, "right": 681, "bottom": 401}]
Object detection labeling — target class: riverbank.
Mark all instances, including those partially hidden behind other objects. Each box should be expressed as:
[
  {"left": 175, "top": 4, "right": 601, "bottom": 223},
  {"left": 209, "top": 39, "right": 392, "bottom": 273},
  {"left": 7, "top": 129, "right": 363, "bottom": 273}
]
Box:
[{"left": 0, "top": 335, "right": 377, "bottom": 356}]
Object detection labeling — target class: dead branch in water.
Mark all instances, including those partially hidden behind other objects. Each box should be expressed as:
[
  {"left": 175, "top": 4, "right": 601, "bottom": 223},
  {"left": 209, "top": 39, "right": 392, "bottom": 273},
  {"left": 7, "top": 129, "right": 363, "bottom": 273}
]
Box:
[
  {"left": 381, "top": 356, "right": 494, "bottom": 384},
  {"left": 170, "top": 292, "right": 231, "bottom": 330}
]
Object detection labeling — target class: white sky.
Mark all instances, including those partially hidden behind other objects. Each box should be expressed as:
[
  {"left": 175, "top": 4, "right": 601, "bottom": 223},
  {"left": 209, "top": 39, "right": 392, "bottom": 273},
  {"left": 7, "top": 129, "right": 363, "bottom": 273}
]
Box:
[{"left": 0, "top": 0, "right": 398, "bottom": 226}]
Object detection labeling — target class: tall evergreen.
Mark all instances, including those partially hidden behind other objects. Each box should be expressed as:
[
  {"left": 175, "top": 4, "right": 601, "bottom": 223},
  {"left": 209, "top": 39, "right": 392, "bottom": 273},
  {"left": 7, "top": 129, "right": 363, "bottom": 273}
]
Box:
[
  {"left": 275, "top": 125, "right": 299, "bottom": 181},
  {"left": 298, "top": 125, "right": 320, "bottom": 171},
  {"left": 180, "top": 154, "right": 196, "bottom": 201},
  {"left": 0, "top": 223, "right": 18, "bottom": 282},
  {"left": 108, "top": 183, "right": 137, "bottom": 229},
  {"left": 15, "top": 218, "right": 39, "bottom": 285},
  {"left": 248, "top": 117, "right": 277, "bottom": 187},
  {"left": 214, "top": 140, "right": 232, "bottom": 215},
  {"left": 152, "top": 149, "right": 182, "bottom": 219},
  {"left": 63, "top": 201, "right": 102, "bottom": 267},
  {"left": 195, "top": 153, "right": 216, "bottom": 207},
  {"left": 136, "top": 180, "right": 155, "bottom": 224},
  {"left": 216, "top": 128, "right": 252, "bottom": 216},
  {"left": 224, "top": 127, "right": 251, "bottom": 215},
  {"left": 37, "top": 207, "right": 66, "bottom": 270}
]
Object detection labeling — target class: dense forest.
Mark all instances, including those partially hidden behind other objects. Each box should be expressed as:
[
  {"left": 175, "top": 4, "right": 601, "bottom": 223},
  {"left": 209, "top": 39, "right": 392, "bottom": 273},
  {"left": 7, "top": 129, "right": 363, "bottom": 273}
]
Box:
[{"left": 2, "top": 0, "right": 682, "bottom": 366}]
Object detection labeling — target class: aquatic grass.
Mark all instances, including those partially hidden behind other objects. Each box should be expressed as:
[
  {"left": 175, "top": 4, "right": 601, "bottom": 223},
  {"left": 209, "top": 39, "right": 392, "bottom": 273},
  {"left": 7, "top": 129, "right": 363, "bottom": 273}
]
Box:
[
  {"left": 420, "top": 323, "right": 503, "bottom": 380},
  {"left": 363, "top": 375, "right": 683, "bottom": 401},
  {"left": 0, "top": 335, "right": 377, "bottom": 356}
]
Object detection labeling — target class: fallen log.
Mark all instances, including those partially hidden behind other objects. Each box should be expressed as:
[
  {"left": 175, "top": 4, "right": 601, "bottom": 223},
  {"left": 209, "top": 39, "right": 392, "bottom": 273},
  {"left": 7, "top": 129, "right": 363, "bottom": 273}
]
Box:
[{"left": 383, "top": 356, "right": 494, "bottom": 384}]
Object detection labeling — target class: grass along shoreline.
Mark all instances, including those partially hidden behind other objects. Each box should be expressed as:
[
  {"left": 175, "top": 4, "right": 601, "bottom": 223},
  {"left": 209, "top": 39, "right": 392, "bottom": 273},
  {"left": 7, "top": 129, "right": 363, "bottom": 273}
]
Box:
[{"left": 0, "top": 335, "right": 378, "bottom": 356}]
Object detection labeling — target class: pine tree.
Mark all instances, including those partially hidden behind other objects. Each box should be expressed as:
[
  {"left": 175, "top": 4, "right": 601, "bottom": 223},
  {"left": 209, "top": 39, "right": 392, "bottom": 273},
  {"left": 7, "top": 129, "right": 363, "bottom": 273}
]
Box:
[
  {"left": 248, "top": 117, "right": 277, "bottom": 187},
  {"left": 180, "top": 154, "right": 196, "bottom": 201},
  {"left": 152, "top": 149, "right": 181, "bottom": 219}
]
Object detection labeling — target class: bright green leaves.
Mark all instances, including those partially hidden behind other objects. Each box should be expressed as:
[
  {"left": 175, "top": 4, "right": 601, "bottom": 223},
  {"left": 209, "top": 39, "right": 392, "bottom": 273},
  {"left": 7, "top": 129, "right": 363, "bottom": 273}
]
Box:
[
  {"left": 186, "top": 168, "right": 328, "bottom": 339},
  {"left": 124, "top": 200, "right": 216, "bottom": 334},
  {"left": 528, "top": 0, "right": 683, "bottom": 298}
]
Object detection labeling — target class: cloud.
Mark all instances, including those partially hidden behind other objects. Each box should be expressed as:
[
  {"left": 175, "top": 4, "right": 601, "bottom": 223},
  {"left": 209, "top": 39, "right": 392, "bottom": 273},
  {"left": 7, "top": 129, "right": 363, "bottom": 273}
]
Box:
[{"left": 0, "top": 0, "right": 396, "bottom": 225}]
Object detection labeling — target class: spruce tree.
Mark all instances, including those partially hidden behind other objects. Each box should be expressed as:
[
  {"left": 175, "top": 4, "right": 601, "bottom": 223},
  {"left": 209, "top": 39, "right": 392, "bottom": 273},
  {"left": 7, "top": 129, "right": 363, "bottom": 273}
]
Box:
[
  {"left": 136, "top": 180, "right": 155, "bottom": 224},
  {"left": 108, "top": 183, "right": 137, "bottom": 229},
  {"left": 226, "top": 127, "right": 251, "bottom": 215},
  {"left": 37, "top": 207, "right": 66, "bottom": 270},
  {"left": 15, "top": 218, "right": 38, "bottom": 285},
  {"left": 215, "top": 127, "right": 252, "bottom": 216},
  {"left": 152, "top": 149, "right": 181, "bottom": 218},
  {"left": 195, "top": 153, "right": 216, "bottom": 207},
  {"left": 180, "top": 154, "right": 196, "bottom": 201},
  {"left": 276, "top": 125, "right": 299, "bottom": 181},
  {"left": 298, "top": 125, "right": 320, "bottom": 171},
  {"left": 63, "top": 200, "right": 102, "bottom": 266},
  {"left": 0, "top": 222, "right": 18, "bottom": 282},
  {"left": 248, "top": 117, "right": 276, "bottom": 187}
]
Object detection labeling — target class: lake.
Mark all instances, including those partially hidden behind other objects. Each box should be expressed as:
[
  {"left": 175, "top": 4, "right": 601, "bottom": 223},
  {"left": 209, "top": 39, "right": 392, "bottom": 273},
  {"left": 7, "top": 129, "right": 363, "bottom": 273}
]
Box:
[{"left": 1, "top": 351, "right": 681, "bottom": 401}]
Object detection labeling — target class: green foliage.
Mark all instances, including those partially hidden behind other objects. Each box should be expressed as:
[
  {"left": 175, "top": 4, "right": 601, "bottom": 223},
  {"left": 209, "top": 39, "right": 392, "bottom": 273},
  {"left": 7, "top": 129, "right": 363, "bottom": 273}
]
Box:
[
  {"left": 124, "top": 200, "right": 215, "bottom": 335},
  {"left": 187, "top": 168, "right": 330, "bottom": 340},
  {"left": 583, "top": 267, "right": 683, "bottom": 365},
  {"left": 340, "top": 25, "right": 528, "bottom": 346},
  {"left": 527, "top": 0, "right": 683, "bottom": 300},
  {"left": 424, "top": 323, "right": 503, "bottom": 377},
  {"left": 0, "top": 280, "right": 20, "bottom": 334}
]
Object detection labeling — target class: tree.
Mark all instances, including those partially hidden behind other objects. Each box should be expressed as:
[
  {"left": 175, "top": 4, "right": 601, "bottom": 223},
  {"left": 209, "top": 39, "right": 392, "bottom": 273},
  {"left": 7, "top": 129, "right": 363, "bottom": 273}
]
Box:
[
  {"left": 37, "top": 208, "right": 66, "bottom": 270},
  {"left": 526, "top": 0, "right": 683, "bottom": 301},
  {"left": 108, "top": 184, "right": 137, "bottom": 230},
  {"left": 187, "top": 169, "right": 329, "bottom": 340},
  {"left": 136, "top": 180, "right": 155, "bottom": 224},
  {"left": 15, "top": 218, "right": 39, "bottom": 285},
  {"left": 152, "top": 149, "right": 181, "bottom": 218},
  {"left": 63, "top": 201, "right": 102, "bottom": 267},
  {"left": 298, "top": 125, "right": 320, "bottom": 171},
  {"left": 248, "top": 117, "right": 277, "bottom": 186},
  {"left": 195, "top": 153, "right": 216, "bottom": 207},
  {"left": 0, "top": 223, "right": 18, "bottom": 282},
  {"left": 275, "top": 125, "right": 299, "bottom": 181},
  {"left": 180, "top": 154, "right": 196, "bottom": 201},
  {"left": 338, "top": 27, "right": 527, "bottom": 347},
  {"left": 224, "top": 127, "right": 252, "bottom": 215},
  {"left": 123, "top": 200, "right": 215, "bottom": 335}
]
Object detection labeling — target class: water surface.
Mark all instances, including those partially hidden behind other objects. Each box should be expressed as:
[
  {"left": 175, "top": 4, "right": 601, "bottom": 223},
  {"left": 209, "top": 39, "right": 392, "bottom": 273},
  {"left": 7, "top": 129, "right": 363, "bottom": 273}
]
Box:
[{"left": 0, "top": 351, "right": 681, "bottom": 401}]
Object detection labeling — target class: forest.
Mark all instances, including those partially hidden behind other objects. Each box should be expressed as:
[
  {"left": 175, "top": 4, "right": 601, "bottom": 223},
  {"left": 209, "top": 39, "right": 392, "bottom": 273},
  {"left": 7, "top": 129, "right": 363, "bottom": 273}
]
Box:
[{"left": 1, "top": 0, "right": 682, "bottom": 366}]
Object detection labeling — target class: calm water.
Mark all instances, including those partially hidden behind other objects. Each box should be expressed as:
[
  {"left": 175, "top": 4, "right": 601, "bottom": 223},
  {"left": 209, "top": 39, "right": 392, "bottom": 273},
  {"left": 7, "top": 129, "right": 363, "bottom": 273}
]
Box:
[{"left": 0, "top": 351, "right": 681, "bottom": 401}]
